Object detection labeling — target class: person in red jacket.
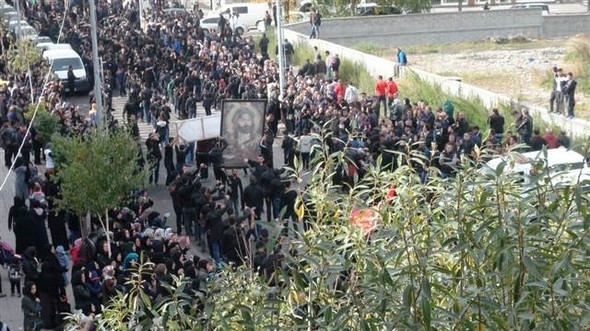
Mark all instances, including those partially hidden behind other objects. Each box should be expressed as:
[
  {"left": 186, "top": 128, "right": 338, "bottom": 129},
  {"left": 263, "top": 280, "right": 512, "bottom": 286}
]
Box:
[
  {"left": 334, "top": 79, "right": 345, "bottom": 103},
  {"left": 386, "top": 77, "right": 398, "bottom": 109},
  {"left": 374, "top": 75, "right": 387, "bottom": 118},
  {"left": 543, "top": 128, "right": 559, "bottom": 149}
]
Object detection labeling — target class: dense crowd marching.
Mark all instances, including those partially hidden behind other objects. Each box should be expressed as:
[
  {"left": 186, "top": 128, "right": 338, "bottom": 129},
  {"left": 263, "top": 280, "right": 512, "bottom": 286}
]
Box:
[{"left": 0, "top": 0, "right": 578, "bottom": 330}]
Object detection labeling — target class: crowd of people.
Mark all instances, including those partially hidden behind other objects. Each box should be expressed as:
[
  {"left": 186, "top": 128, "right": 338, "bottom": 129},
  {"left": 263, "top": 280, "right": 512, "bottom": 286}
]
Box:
[{"left": 0, "top": 0, "right": 580, "bottom": 330}]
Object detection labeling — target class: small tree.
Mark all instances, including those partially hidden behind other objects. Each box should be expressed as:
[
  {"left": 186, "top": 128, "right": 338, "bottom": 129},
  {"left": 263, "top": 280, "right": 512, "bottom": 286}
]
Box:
[
  {"left": 53, "top": 128, "right": 146, "bottom": 256},
  {"left": 2, "top": 38, "right": 42, "bottom": 74},
  {"left": 24, "top": 101, "right": 60, "bottom": 145},
  {"left": 394, "top": 0, "right": 432, "bottom": 13}
]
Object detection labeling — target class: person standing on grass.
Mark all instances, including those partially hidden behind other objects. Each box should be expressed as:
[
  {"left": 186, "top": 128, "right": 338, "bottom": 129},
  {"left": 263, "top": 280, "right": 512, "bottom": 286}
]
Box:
[
  {"left": 563, "top": 72, "right": 577, "bottom": 119},
  {"left": 487, "top": 108, "right": 505, "bottom": 144},
  {"left": 394, "top": 48, "right": 407, "bottom": 77},
  {"left": 374, "top": 75, "right": 387, "bottom": 118}
]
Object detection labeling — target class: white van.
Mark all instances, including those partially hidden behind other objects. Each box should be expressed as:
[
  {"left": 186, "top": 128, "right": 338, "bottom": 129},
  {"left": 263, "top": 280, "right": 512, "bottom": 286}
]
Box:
[
  {"left": 206, "top": 2, "right": 270, "bottom": 34},
  {"left": 37, "top": 43, "right": 72, "bottom": 52},
  {"left": 43, "top": 48, "right": 91, "bottom": 93}
]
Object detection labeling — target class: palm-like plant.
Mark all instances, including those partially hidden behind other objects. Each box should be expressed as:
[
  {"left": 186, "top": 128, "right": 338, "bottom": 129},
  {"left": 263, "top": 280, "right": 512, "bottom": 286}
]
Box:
[{"left": 71, "top": 136, "right": 590, "bottom": 330}]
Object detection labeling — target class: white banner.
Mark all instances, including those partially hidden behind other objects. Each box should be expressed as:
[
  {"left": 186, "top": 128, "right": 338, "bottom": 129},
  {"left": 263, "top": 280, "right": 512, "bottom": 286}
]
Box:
[{"left": 176, "top": 114, "right": 221, "bottom": 143}]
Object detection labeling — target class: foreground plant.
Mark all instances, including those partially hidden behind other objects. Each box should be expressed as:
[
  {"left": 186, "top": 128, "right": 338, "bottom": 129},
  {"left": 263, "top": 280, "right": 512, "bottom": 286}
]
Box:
[{"left": 69, "top": 140, "right": 590, "bottom": 330}]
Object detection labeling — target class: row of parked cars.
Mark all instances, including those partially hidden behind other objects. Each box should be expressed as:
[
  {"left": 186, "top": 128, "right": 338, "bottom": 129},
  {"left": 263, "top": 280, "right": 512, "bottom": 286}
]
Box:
[
  {"left": 0, "top": 2, "right": 38, "bottom": 39},
  {"left": 0, "top": 2, "right": 90, "bottom": 93}
]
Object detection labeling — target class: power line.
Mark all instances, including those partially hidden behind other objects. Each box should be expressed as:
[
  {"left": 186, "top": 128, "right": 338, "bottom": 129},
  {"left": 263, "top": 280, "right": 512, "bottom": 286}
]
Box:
[{"left": 0, "top": 5, "right": 71, "bottom": 193}]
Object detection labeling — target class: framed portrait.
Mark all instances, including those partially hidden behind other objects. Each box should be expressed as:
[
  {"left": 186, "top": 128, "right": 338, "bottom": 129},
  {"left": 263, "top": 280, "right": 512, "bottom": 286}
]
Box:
[{"left": 220, "top": 99, "right": 267, "bottom": 168}]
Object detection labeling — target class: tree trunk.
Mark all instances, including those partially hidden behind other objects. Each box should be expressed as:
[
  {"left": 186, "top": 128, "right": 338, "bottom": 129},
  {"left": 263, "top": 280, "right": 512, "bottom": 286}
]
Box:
[
  {"left": 98, "top": 210, "right": 112, "bottom": 258},
  {"left": 105, "top": 209, "right": 112, "bottom": 258},
  {"left": 81, "top": 211, "right": 92, "bottom": 239}
]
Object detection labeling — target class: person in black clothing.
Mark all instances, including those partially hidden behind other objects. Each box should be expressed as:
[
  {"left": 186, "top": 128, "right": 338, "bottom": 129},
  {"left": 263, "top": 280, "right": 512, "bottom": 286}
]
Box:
[
  {"left": 204, "top": 202, "right": 231, "bottom": 266},
  {"left": 168, "top": 172, "right": 183, "bottom": 234},
  {"left": 178, "top": 177, "right": 199, "bottom": 237},
  {"left": 528, "top": 128, "right": 546, "bottom": 151},
  {"left": 123, "top": 101, "right": 140, "bottom": 123},
  {"left": 226, "top": 169, "right": 243, "bottom": 214},
  {"left": 38, "top": 244, "right": 66, "bottom": 329},
  {"left": 8, "top": 196, "right": 31, "bottom": 254},
  {"left": 208, "top": 140, "right": 227, "bottom": 183},
  {"left": 163, "top": 140, "right": 175, "bottom": 181},
  {"left": 67, "top": 65, "right": 76, "bottom": 96},
  {"left": 221, "top": 215, "right": 242, "bottom": 266},
  {"left": 217, "top": 13, "right": 227, "bottom": 38},
  {"left": 259, "top": 33, "right": 269, "bottom": 58},
  {"left": 281, "top": 180, "right": 298, "bottom": 225},
  {"left": 146, "top": 132, "right": 162, "bottom": 185},
  {"left": 259, "top": 131, "right": 274, "bottom": 169},
  {"left": 242, "top": 175, "right": 264, "bottom": 219},
  {"left": 487, "top": 108, "right": 505, "bottom": 145},
  {"left": 29, "top": 126, "right": 43, "bottom": 165},
  {"left": 268, "top": 169, "right": 284, "bottom": 221},
  {"left": 192, "top": 185, "right": 209, "bottom": 253},
  {"left": 281, "top": 131, "right": 296, "bottom": 167},
  {"left": 246, "top": 155, "right": 268, "bottom": 183}
]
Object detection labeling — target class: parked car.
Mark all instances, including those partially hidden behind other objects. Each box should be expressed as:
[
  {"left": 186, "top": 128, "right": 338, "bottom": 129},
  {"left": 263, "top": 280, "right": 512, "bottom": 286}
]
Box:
[
  {"left": 511, "top": 3, "right": 550, "bottom": 16},
  {"left": 43, "top": 48, "right": 91, "bottom": 93},
  {"left": 1, "top": 11, "right": 19, "bottom": 22},
  {"left": 7, "top": 19, "right": 28, "bottom": 29},
  {"left": 354, "top": 3, "right": 403, "bottom": 16},
  {"left": 0, "top": 4, "right": 15, "bottom": 15},
  {"left": 29, "top": 35, "right": 53, "bottom": 45},
  {"left": 8, "top": 22, "right": 37, "bottom": 40},
  {"left": 200, "top": 13, "right": 247, "bottom": 35},
  {"left": 256, "top": 11, "right": 309, "bottom": 32},
  {"left": 480, "top": 147, "right": 586, "bottom": 187}
]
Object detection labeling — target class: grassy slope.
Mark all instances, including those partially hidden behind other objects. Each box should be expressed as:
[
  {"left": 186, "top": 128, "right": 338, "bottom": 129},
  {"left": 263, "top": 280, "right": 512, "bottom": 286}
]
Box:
[{"left": 260, "top": 29, "right": 584, "bottom": 144}]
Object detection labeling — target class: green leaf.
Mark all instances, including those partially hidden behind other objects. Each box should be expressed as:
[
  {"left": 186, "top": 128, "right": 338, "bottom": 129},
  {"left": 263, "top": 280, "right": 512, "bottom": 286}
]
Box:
[
  {"left": 522, "top": 255, "right": 542, "bottom": 279},
  {"left": 421, "top": 293, "right": 432, "bottom": 330}
]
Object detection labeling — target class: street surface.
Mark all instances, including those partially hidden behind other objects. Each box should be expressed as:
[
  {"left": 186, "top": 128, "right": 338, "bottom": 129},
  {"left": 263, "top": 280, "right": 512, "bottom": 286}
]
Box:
[{"left": 0, "top": 94, "right": 286, "bottom": 329}]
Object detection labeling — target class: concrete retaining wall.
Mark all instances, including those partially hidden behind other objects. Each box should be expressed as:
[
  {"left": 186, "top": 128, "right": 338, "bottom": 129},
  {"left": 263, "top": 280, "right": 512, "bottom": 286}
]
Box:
[
  {"left": 542, "top": 14, "right": 590, "bottom": 39},
  {"left": 285, "top": 10, "right": 589, "bottom": 47},
  {"left": 283, "top": 29, "right": 590, "bottom": 138}
]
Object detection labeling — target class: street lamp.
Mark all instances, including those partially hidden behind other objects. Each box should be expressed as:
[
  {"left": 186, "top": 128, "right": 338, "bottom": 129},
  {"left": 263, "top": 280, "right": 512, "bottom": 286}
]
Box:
[
  {"left": 89, "top": 0, "right": 104, "bottom": 127},
  {"left": 275, "top": 0, "right": 285, "bottom": 97}
]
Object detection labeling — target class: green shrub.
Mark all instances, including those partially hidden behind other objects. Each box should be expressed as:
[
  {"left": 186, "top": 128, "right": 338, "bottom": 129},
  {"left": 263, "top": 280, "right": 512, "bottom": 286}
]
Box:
[
  {"left": 23, "top": 102, "right": 60, "bottom": 145},
  {"left": 80, "top": 142, "right": 590, "bottom": 330},
  {"left": 399, "top": 72, "right": 490, "bottom": 129},
  {"left": 564, "top": 36, "right": 590, "bottom": 95}
]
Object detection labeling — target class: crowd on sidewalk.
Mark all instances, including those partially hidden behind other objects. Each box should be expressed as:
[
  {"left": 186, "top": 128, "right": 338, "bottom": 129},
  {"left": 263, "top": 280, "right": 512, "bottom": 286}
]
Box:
[{"left": 0, "top": 0, "right": 580, "bottom": 330}]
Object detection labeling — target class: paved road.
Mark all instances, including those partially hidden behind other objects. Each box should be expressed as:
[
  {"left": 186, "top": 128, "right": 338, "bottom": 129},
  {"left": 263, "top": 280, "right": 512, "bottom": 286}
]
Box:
[
  {"left": 0, "top": 94, "right": 88, "bottom": 329},
  {"left": 0, "top": 94, "right": 287, "bottom": 329}
]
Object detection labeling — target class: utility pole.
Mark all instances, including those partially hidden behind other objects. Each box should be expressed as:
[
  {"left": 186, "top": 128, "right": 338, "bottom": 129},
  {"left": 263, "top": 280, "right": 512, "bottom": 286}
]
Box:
[
  {"left": 275, "top": 0, "right": 285, "bottom": 97},
  {"left": 14, "top": 0, "right": 34, "bottom": 103},
  {"left": 89, "top": 0, "right": 104, "bottom": 127}
]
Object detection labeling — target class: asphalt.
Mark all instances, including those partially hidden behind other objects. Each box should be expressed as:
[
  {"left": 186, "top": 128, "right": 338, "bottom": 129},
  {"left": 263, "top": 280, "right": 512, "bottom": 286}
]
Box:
[{"left": 0, "top": 95, "right": 287, "bottom": 329}]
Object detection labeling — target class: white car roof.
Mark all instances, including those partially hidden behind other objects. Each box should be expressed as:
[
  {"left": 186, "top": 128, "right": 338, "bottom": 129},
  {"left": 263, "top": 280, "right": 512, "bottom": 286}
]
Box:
[
  {"left": 38, "top": 43, "right": 72, "bottom": 51},
  {"left": 484, "top": 147, "right": 585, "bottom": 175},
  {"left": 43, "top": 48, "right": 81, "bottom": 59}
]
